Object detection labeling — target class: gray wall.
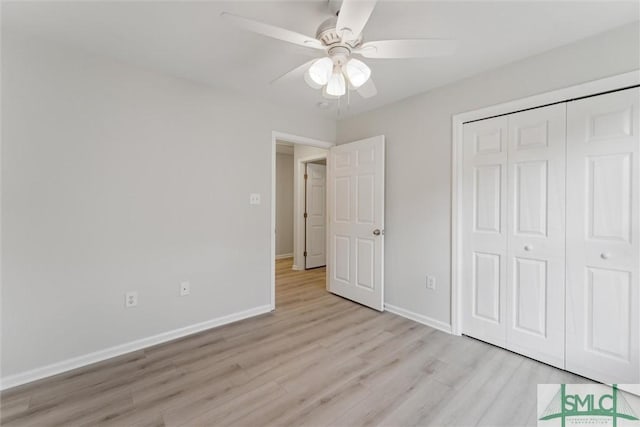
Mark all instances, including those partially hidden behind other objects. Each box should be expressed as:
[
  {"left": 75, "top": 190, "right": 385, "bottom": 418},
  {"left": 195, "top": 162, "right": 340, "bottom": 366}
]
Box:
[
  {"left": 3, "top": 18, "right": 639, "bottom": 382},
  {"left": 275, "top": 153, "right": 294, "bottom": 256},
  {"left": 1, "top": 35, "right": 335, "bottom": 377},
  {"left": 336, "top": 22, "right": 640, "bottom": 326}
]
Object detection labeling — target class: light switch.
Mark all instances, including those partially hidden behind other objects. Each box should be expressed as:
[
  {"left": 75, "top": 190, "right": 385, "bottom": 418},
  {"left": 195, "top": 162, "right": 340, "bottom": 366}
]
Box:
[{"left": 249, "top": 193, "right": 261, "bottom": 205}]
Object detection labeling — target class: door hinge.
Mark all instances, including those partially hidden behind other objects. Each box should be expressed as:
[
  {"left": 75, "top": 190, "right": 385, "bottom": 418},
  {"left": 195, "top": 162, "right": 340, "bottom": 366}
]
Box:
[
  {"left": 304, "top": 212, "right": 308, "bottom": 219},
  {"left": 304, "top": 174, "right": 308, "bottom": 180},
  {"left": 304, "top": 251, "right": 307, "bottom": 257}
]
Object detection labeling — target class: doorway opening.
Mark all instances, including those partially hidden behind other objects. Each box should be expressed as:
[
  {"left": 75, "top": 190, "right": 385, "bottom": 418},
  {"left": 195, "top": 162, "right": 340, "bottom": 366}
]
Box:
[
  {"left": 271, "top": 132, "right": 386, "bottom": 312},
  {"left": 271, "top": 132, "right": 333, "bottom": 309}
]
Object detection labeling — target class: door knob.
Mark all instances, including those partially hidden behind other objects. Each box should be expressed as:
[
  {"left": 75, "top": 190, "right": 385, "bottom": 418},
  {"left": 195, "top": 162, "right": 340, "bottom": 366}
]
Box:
[
  {"left": 524, "top": 245, "right": 533, "bottom": 251},
  {"left": 373, "top": 229, "right": 381, "bottom": 236},
  {"left": 600, "top": 252, "right": 611, "bottom": 260}
]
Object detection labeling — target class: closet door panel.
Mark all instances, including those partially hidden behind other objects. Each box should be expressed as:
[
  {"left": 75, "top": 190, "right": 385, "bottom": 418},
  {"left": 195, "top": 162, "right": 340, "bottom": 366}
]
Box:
[
  {"left": 506, "top": 104, "right": 566, "bottom": 368},
  {"left": 462, "top": 117, "right": 508, "bottom": 347},
  {"left": 566, "top": 87, "right": 640, "bottom": 384}
]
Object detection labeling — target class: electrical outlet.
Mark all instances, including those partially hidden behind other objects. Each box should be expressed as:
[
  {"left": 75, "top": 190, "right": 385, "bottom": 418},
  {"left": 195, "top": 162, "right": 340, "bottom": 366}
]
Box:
[
  {"left": 180, "top": 281, "right": 190, "bottom": 296},
  {"left": 426, "top": 276, "right": 436, "bottom": 290},
  {"left": 249, "top": 193, "right": 261, "bottom": 205},
  {"left": 125, "top": 291, "right": 138, "bottom": 307}
]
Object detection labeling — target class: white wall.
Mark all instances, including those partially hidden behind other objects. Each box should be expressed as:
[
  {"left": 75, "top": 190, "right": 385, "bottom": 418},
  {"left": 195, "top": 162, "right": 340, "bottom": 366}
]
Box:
[
  {"left": 292, "top": 144, "right": 328, "bottom": 270},
  {"left": 336, "top": 22, "right": 640, "bottom": 326},
  {"left": 3, "top": 19, "right": 638, "bottom": 386},
  {"left": 275, "top": 153, "right": 294, "bottom": 256},
  {"left": 1, "top": 34, "right": 335, "bottom": 380}
]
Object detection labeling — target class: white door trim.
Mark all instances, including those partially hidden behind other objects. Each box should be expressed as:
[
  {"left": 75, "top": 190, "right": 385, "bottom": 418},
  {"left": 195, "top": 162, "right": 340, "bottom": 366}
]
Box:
[
  {"left": 304, "top": 162, "right": 327, "bottom": 269},
  {"left": 271, "top": 131, "right": 334, "bottom": 310},
  {"left": 451, "top": 70, "right": 640, "bottom": 336},
  {"left": 296, "top": 154, "right": 327, "bottom": 271}
]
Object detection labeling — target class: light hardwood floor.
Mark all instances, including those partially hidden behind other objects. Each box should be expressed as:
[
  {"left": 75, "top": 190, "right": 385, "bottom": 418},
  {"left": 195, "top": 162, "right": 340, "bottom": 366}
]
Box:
[{"left": 1, "top": 258, "right": 586, "bottom": 426}]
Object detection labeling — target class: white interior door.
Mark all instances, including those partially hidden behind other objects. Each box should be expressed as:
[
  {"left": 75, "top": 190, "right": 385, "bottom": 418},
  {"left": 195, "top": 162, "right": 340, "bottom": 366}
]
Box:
[
  {"left": 566, "top": 87, "right": 640, "bottom": 384},
  {"left": 305, "top": 163, "right": 326, "bottom": 269},
  {"left": 505, "top": 104, "right": 566, "bottom": 368},
  {"left": 327, "top": 136, "right": 385, "bottom": 311},
  {"left": 462, "top": 116, "right": 508, "bottom": 347}
]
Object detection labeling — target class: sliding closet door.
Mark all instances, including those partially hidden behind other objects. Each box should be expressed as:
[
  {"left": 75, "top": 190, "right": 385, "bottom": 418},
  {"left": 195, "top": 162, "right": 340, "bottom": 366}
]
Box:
[
  {"left": 462, "top": 117, "right": 508, "bottom": 347},
  {"left": 506, "top": 104, "right": 566, "bottom": 368},
  {"left": 566, "top": 87, "right": 640, "bottom": 384}
]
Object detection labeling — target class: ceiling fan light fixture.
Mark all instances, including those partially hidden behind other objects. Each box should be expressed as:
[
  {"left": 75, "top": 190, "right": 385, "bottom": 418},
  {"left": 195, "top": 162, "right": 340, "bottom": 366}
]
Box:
[
  {"left": 321, "top": 87, "right": 340, "bottom": 100},
  {"left": 307, "top": 57, "right": 333, "bottom": 86},
  {"left": 326, "top": 70, "right": 346, "bottom": 96},
  {"left": 223, "top": 2, "right": 458, "bottom": 102},
  {"left": 345, "top": 58, "right": 371, "bottom": 88},
  {"left": 304, "top": 68, "right": 323, "bottom": 89}
]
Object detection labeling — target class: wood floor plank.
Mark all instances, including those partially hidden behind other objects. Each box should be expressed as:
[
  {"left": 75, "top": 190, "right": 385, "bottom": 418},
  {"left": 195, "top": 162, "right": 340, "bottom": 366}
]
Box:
[
  {"left": 176, "top": 380, "right": 287, "bottom": 427},
  {"left": 422, "top": 348, "right": 526, "bottom": 426},
  {"left": 1, "top": 258, "right": 588, "bottom": 426},
  {"left": 333, "top": 366, "right": 440, "bottom": 427},
  {"left": 272, "top": 376, "right": 370, "bottom": 427},
  {"left": 0, "top": 395, "right": 31, "bottom": 423},
  {"left": 1, "top": 390, "right": 134, "bottom": 427},
  {"left": 375, "top": 377, "right": 452, "bottom": 427}
]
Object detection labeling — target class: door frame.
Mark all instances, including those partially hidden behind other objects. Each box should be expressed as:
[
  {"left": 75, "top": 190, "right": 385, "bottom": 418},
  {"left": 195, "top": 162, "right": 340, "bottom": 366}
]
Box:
[
  {"left": 451, "top": 70, "right": 640, "bottom": 336},
  {"left": 299, "top": 155, "right": 327, "bottom": 270},
  {"left": 303, "top": 159, "right": 328, "bottom": 270},
  {"left": 295, "top": 155, "right": 328, "bottom": 271},
  {"left": 271, "top": 131, "right": 334, "bottom": 309}
]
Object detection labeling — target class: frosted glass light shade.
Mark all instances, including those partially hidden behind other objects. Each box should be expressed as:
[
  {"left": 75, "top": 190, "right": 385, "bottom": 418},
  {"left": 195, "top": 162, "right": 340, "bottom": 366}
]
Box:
[
  {"left": 308, "top": 57, "right": 333, "bottom": 86},
  {"left": 322, "top": 86, "right": 340, "bottom": 100},
  {"left": 326, "top": 71, "right": 346, "bottom": 96},
  {"left": 304, "top": 69, "right": 323, "bottom": 89},
  {"left": 345, "top": 58, "right": 371, "bottom": 88}
]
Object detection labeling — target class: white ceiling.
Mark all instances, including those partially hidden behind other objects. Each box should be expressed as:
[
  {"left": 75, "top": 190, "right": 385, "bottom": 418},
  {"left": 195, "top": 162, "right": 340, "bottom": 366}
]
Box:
[{"left": 3, "top": 1, "right": 639, "bottom": 118}]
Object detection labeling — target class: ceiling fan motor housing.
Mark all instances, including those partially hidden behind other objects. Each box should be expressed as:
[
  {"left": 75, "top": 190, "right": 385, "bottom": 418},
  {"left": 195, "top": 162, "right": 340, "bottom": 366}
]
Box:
[{"left": 316, "top": 17, "right": 362, "bottom": 49}]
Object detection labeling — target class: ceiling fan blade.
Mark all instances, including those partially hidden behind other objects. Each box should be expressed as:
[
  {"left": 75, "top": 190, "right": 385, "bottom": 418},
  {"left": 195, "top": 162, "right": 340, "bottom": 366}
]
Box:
[
  {"left": 356, "top": 39, "right": 457, "bottom": 59},
  {"left": 335, "top": 0, "right": 377, "bottom": 41},
  {"left": 221, "top": 12, "right": 324, "bottom": 50},
  {"left": 270, "top": 59, "right": 317, "bottom": 85},
  {"left": 357, "top": 78, "right": 377, "bottom": 98}
]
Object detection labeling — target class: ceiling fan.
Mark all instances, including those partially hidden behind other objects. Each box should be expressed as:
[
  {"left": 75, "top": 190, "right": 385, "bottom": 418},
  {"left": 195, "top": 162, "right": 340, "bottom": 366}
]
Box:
[{"left": 221, "top": 0, "right": 457, "bottom": 100}]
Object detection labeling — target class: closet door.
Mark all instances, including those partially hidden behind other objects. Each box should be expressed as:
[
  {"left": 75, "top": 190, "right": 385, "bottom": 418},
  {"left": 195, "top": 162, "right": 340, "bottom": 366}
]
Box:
[
  {"left": 506, "top": 104, "right": 566, "bottom": 368},
  {"left": 462, "top": 117, "right": 508, "bottom": 347},
  {"left": 566, "top": 87, "right": 640, "bottom": 383}
]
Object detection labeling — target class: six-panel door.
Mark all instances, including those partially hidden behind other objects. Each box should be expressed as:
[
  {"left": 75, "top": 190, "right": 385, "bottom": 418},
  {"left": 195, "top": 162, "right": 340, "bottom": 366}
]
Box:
[
  {"left": 506, "top": 104, "right": 566, "bottom": 369},
  {"left": 566, "top": 87, "right": 639, "bottom": 383},
  {"left": 327, "top": 136, "right": 385, "bottom": 311},
  {"left": 305, "top": 163, "right": 327, "bottom": 269},
  {"left": 463, "top": 87, "right": 640, "bottom": 383},
  {"left": 462, "top": 116, "right": 509, "bottom": 348}
]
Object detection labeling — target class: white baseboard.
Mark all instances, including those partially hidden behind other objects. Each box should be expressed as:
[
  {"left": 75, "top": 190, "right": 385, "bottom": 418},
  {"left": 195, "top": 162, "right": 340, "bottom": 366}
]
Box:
[
  {"left": 275, "top": 253, "right": 293, "bottom": 260},
  {"left": 0, "top": 304, "right": 272, "bottom": 391},
  {"left": 291, "top": 264, "right": 304, "bottom": 271},
  {"left": 385, "top": 303, "right": 452, "bottom": 334}
]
